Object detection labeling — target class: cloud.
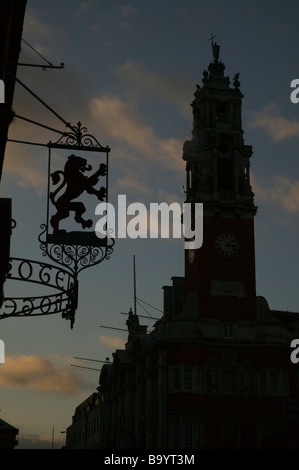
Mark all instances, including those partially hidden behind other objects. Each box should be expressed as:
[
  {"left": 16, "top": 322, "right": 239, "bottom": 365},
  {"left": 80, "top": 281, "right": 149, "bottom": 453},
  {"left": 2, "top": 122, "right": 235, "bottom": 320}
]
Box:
[
  {"left": 116, "top": 173, "right": 152, "bottom": 196},
  {"left": 3, "top": 144, "right": 47, "bottom": 195},
  {"left": 90, "top": 95, "right": 185, "bottom": 174},
  {"left": 116, "top": 5, "right": 137, "bottom": 17},
  {"left": 76, "top": 2, "right": 92, "bottom": 15},
  {"left": 248, "top": 103, "right": 299, "bottom": 141},
  {"left": 17, "top": 433, "right": 64, "bottom": 450},
  {"left": 23, "top": 10, "right": 52, "bottom": 41},
  {"left": 99, "top": 336, "right": 125, "bottom": 349},
  {"left": 0, "top": 355, "right": 87, "bottom": 395},
  {"left": 22, "top": 10, "right": 53, "bottom": 60},
  {"left": 116, "top": 62, "right": 193, "bottom": 117},
  {"left": 156, "top": 188, "right": 183, "bottom": 205},
  {"left": 252, "top": 172, "right": 299, "bottom": 214}
]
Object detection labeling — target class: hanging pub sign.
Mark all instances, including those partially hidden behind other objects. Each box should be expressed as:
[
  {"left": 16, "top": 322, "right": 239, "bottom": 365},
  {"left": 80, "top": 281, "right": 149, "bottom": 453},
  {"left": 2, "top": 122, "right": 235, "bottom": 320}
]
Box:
[
  {"left": 43, "top": 122, "right": 111, "bottom": 247},
  {"left": 1, "top": 121, "right": 114, "bottom": 328},
  {"left": 39, "top": 121, "right": 114, "bottom": 271},
  {"left": 38, "top": 122, "right": 114, "bottom": 326}
]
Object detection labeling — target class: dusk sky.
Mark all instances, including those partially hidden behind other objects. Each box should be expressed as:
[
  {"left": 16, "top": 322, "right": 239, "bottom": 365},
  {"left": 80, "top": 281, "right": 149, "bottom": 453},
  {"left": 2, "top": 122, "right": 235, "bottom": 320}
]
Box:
[{"left": 0, "top": 0, "right": 299, "bottom": 448}]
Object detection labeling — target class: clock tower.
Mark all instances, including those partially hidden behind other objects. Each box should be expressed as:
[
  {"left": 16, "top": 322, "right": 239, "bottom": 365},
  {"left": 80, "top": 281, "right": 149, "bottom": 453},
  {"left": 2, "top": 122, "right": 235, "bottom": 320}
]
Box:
[
  {"left": 95, "top": 38, "right": 299, "bottom": 451},
  {"left": 183, "top": 39, "right": 257, "bottom": 321}
]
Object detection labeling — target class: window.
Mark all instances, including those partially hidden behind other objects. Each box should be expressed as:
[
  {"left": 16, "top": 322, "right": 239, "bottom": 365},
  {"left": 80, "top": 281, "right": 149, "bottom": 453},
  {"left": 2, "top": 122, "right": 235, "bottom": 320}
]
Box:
[
  {"left": 258, "top": 369, "right": 289, "bottom": 396},
  {"left": 222, "top": 368, "right": 236, "bottom": 394},
  {"left": 282, "top": 371, "right": 288, "bottom": 395},
  {"left": 171, "top": 367, "right": 180, "bottom": 391},
  {"left": 196, "top": 367, "right": 202, "bottom": 390},
  {"left": 240, "top": 365, "right": 253, "bottom": 394},
  {"left": 258, "top": 370, "right": 267, "bottom": 395},
  {"left": 184, "top": 367, "right": 193, "bottom": 390},
  {"left": 257, "top": 420, "right": 276, "bottom": 447},
  {"left": 270, "top": 370, "right": 279, "bottom": 394},
  {"left": 169, "top": 415, "right": 203, "bottom": 449},
  {"left": 215, "top": 103, "right": 227, "bottom": 121},
  {"left": 171, "top": 419, "right": 180, "bottom": 448},
  {"left": 217, "top": 158, "right": 233, "bottom": 191},
  {"left": 221, "top": 422, "right": 240, "bottom": 449},
  {"left": 206, "top": 364, "right": 219, "bottom": 393},
  {"left": 184, "top": 419, "right": 193, "bottom": 449},
  {"left": 169, "top": 366, "right": 201, "bottom": 392},
  {"left": 224, "top": 322, "right": 233, "bottom": 339}
]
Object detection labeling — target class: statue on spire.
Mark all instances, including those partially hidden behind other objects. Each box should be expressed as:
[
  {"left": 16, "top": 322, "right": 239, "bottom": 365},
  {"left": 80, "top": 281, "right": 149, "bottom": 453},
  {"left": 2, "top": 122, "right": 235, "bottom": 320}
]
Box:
[{"left": 209, "top": 33, "right": 220, "bottom": 62}]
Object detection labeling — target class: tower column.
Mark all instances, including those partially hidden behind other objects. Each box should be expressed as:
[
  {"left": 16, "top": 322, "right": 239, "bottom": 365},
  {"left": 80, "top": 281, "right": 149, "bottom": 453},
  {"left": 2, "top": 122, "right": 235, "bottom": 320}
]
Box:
[{"left": 183, "top": 40, "right": 257, "bottom": 322}]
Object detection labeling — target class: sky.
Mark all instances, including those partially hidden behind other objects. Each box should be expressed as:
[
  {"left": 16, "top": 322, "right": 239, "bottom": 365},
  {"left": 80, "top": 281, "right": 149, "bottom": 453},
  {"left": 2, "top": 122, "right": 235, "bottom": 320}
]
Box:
[{"left": 0, "top": 0, "right": 299, "bottom": 449}]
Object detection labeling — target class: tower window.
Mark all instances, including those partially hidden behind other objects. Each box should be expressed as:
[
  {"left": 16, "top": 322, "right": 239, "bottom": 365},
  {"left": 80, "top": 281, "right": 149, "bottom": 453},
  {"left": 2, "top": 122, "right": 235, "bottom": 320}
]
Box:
[
  {"left": 216, "top": 103, "right": 227, "bottom": 121},
  {"left": 219, "top": 134, "right": 232, "bottom": 154},
  {"left": 217, "top": 158, "right": 233, "bottom": 191}
]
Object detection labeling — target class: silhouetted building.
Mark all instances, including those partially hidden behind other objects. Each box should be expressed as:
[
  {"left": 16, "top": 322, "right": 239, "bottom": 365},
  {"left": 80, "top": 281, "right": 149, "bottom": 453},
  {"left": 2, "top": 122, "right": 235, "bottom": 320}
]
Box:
[
  {"left": 69, "top": 42, "right": 299, "bottom": 449},
  {"left": 0, "top": 0, "right": 27, "bottom": 305},
  {"left": 66, "top": 393, "right": 101, "bottom": 449},
  {"left": 0, "top": 418, "right": 19, "bottom": 449}
]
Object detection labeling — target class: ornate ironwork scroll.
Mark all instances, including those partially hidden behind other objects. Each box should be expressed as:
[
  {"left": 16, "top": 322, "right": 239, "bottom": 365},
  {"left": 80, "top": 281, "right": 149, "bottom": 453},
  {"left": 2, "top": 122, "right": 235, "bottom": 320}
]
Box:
[
  {"left": 48, "top": 121, "right": 110, "bottom": 152},
  {"left": 0, "top": 257, "right": 78, "bottom": 328},
  {"left": 39, "top": 224, "right": 114, "bottom": 277}
]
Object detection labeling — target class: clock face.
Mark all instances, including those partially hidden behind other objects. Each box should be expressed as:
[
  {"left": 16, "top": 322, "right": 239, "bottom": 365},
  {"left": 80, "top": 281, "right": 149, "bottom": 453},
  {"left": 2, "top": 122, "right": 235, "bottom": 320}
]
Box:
[{"left": 215, "top": 233, "right": 239, "bottom": 256}]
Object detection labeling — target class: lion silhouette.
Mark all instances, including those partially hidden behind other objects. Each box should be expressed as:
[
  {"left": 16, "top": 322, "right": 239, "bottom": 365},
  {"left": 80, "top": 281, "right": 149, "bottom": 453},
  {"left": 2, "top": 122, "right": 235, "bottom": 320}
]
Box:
[{"left": 50, "top": 154, "right": 107, "bottom": 234}]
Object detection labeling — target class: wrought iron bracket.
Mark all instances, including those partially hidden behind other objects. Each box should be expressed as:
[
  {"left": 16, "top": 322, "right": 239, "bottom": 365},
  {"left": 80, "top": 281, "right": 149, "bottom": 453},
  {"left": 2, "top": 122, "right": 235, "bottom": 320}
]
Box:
[{"left": 17, "top": 62, "right": 65, "bottom": 70}]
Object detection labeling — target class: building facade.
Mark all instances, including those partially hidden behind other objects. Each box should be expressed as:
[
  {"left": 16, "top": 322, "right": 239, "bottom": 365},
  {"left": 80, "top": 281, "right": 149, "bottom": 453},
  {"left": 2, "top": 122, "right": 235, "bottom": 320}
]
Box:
[
  {"left": 0, "top": 0, "right": 27, "bottom": 306},
  {"left": 68, "top": 42, "right": 299, "bottom": 449},
  {"left": 66, "top": 393, "right": 101, "bottom": 449}
]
